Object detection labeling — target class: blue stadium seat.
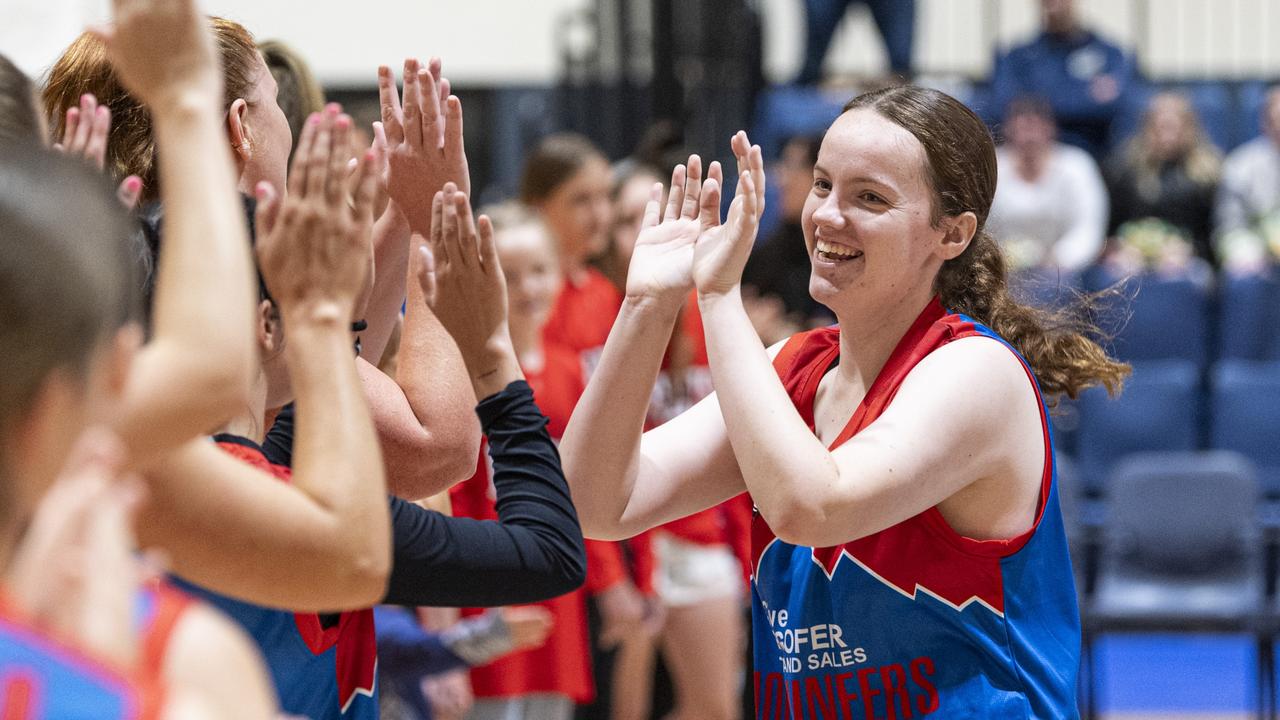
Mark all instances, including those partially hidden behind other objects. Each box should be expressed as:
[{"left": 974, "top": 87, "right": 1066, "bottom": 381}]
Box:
[
  {"left": 1210, "top": 360, "right": 1280, "bottom": 495},
  {"left": 1086, "top": 270, "right": 1211, "bottom": 367},
  {"left": 1010, "top": 267, "right": 1083, "bottom": 311},
  {"left": 751, "top": 85, "right": 845, "bottom": 160},
  {"left": 1107, "top": 81, "right": 1157, "bottom": 150},
  {"left": 1076, "top": 360, "right": 1200, "bottom": 495},
  {"left": 1238, "top": 80, "right": 1271, "bottom": 148},
  {"left": 1182, "top": 81, "right": 1235, "bottom": 152},
  {"left": 1083, "top": 451, "right": 1266, "bottom": 718},
  {"left": 1219, "top": 275, "right": 1280, "bottom": 362}
]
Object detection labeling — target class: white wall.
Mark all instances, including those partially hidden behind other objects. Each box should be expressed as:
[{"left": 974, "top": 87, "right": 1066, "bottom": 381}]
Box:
[
  {"left": 3, "top": 0, "right": 592, "bottom": 86},
  {"left": 5, "top": 0, "right": 1280, "bottom": 87}
]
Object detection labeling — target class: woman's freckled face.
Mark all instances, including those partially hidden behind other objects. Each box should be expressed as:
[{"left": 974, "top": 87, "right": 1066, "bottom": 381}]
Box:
[{"left": 801, "top": 109, "right": 947, "bottom": 312}]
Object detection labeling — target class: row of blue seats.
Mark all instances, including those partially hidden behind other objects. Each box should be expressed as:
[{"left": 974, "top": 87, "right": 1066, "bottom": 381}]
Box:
[
  {"left": 752, "top": 79, "right": 1277, "bottom": 160},
  {"left": 1015, "top": 269, "right": 1280, "bottom": 367},
  {"left": 1055, "top": 358, "right": 1280, "bottom": 496}
]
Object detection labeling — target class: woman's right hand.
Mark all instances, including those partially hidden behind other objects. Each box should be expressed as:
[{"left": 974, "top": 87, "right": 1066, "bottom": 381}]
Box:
[
  {"left": 256, "top": 107, "right": 380, "bottom": 323},
  {"left": 416, "top": 183, "right": 522, "bottom": 397},
  {"left": 92, "top": 0, "right": 221, "bottom": 110},
  {"left": 625, "top": 155, "right": 724, "bottom": 308}
]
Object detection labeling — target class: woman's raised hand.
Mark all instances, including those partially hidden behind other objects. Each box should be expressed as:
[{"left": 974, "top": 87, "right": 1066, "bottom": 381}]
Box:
[
  {"left": 379, "top": 58, "right": 470, "bottom": 234},
  {"left": 91, "top": 0, "right": 221, "bottom": 111},
  {"left": 625, "top": 154, "right": 724, "bottom": 307},
  {"left": 51, "top": 92, "right": 145, "bottom": 209},
  {"left": 692, "top": 131, "right": 766, "bottom": 299},
  {"left": 256, "top": 106, "right": 380, "bottom": 322},
  {"left": 416, "top": 183, "right": 521, "bottom": 397}
]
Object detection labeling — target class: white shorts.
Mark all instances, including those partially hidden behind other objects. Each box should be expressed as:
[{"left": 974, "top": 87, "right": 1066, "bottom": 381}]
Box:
[{"left": 653, "top": 532, "right": 743, "bottom": 608}]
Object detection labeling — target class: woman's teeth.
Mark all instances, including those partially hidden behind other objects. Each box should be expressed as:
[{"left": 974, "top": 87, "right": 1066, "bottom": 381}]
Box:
[{"left": 815, "top": 240, "right": 862, "bottom": 261}]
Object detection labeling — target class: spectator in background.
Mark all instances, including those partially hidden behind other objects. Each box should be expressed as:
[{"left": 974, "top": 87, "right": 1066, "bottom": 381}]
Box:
[
  {"left": 1105, "top": 92, "right": 1221, "bottom": 266},
  {"left": 987, "top": 96, "right": 1108, "bottom": 272},
  {"left": 258, "top": 40, "right": 326, "bottom": 165},
  {"left": 795, "top": 0, "right": 915, "bottom": 85},
  {"left": 992, "top": 0, "right": 1135, "bottom": 159},
  {"left": 1216, "top": 85, "right": 1280, "bottom": 274},
  {"left": 743, "top": 134, "right": 829, "bottom": 336}
]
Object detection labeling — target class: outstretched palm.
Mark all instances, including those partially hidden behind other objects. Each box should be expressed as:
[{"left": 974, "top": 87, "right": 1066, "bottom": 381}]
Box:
[
  {"left": 626, "top": 156, "right": 725, "bottom": 304},
  {"left": 692, "top": 131, "right": 767, "bottom": 297}
]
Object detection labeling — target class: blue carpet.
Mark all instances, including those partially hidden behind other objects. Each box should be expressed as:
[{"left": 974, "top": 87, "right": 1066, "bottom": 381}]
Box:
[{"left": 1093, "top": 634, "right": 1259, "bottom": 713}]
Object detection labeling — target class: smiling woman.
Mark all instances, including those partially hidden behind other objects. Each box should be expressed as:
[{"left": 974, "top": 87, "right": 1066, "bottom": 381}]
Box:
[{"left": 561, "top": 85, "right": 1128, "bottom": 719}]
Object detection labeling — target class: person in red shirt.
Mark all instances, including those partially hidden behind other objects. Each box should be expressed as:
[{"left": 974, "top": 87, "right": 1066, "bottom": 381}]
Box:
[
  {"left": 520, "top": 134, "right": 623, "bottom": 373},
  {"left": 450, "top": 207, "right": 642, "bottom": 720}
]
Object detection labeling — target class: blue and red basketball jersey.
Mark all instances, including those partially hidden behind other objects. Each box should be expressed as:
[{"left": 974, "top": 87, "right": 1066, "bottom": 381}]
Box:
[
  {"left": 169, "top": 436, "right": 378, "bottom": 720},
  {"left": 0, "top": 594, "right": 158, "bottom": 720},
  {"left": 751, "top": 298, "right": 1080, "bottom": 719}
]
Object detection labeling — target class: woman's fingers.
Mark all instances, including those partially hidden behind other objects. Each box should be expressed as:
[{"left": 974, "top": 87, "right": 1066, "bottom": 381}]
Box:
[
  {"left": 377, "top": 65, "right": 405, "bottom": 146},
  {"left": 253, "top": 181, "right": 281, "bottom": 238},
  {"left": 640, "top": 182, "right": 663, "bottom": 231},
  {"left": 442, "top": 183, "right": 465, "bottom": 266},
  {"left": 306, "top": 107, "right": 336, "bottom": 199},
  {"left": 430, "top": 189, "right": 447, "bottom": 265},
  {"left": 289, "top": 112, "right": 320, "bottom": 198},
  {"left": 699, "top": 176, "right": 722, "bottom": 231},
  {"left": 326, "top": 113, "right": 353, "bottom": 205},
  {"left": 477, "top": 215, "right": 500, "bottom": 277},
  {"left": 84, "top": 105, "right": 111, "bottom": 170},
  {"left": 402, "top": 58, "right": 423, "bottom": 150},
  {"left": 680, "top": 154, "right": 702, "bottom": 220},
  {"left": 349, "top": 149, "right": 380, "bottom": 224},
  {"left": 116, "top": 175, "right": 143, "bottom": 210},
  {"left": 663, "top": 163, "right": 686, "bottom": 222},
  {"left": 417, "top": 244, "right": 438, "bottom": 306}
]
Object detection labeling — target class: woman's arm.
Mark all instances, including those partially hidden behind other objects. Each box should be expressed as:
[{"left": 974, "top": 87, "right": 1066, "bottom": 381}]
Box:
[
  {"left": 138, "top": 109, "right": 392, "bottom": 611},
  {"left": 361, "top": 59, "right": 481, "bottom": 497},
  {"left": 381, "top": 380, "right": 585, "bottom": 606},
  {"left": 692, "top": 135, "right": 1044, "bottom": 548},
  {"left": 96, "top": 0, "right": 256, "bottom": 464},
  {"left": 560, "top": 156, "right": 747, "bottom": 540}
]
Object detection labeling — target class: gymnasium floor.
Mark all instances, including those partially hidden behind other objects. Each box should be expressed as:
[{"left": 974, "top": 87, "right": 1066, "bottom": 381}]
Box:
[{"left": 1094, "top": 635, "right": 1261, "bottom": 718}]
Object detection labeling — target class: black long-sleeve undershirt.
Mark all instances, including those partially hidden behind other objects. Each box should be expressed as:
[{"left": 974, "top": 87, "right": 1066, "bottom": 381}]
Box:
[{"left": 261, "top": 380, "right": 586, "bottom": 607}]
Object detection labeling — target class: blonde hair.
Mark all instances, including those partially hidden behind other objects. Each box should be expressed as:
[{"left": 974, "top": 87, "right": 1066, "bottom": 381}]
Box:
[{"left": 1126, "top": 92, "right": 1222, "bottom": 200}]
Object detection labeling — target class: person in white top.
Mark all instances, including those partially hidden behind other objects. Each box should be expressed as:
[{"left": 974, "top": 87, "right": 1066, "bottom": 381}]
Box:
[
  {"left": 1216, "top": 85, "right": 1280, "bottom": 274},
  {"left": 987, "top": 96, "right": 1108, "bottom": 272}
]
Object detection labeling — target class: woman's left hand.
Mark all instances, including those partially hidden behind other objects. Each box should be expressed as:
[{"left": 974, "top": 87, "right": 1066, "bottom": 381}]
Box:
[{"left": 692, "top": 131, "right": 765, "bottom": 299}]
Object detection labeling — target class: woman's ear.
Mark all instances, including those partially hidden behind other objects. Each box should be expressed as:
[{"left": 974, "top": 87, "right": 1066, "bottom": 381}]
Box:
[
  {"left": 256, "top": 299, "right": 281, "bottom": 356},
  {"left": 227, "top": 99, "right": 253, "bottom": 164},
  {"left": 939, "top": 211, "right": 978, "bottom": 261}
]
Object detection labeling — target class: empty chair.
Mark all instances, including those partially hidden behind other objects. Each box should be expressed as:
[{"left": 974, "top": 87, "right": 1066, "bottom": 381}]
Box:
[
  {"left": 1211, "top": 360, "right": 1280, "bottom": 495},
  {"left": 1086, "top": 270, "right": 1211, "bottom": 367},
  {"left": 1076, "top": 360, "right": 1200, "bottom": 495},
  {"left": 1083, "top": 451, "right": 1265, "bottom": 718},
  {"left": 1219, "top": 275, "right": 1280, "bottom": 362}
]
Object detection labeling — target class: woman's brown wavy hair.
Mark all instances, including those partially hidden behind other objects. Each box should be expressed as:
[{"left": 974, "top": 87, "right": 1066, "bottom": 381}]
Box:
[
  {"left": 842, "top": 86, "right": 1129, "bottom": 399},
  {"left": 41, "top": 17, "right": 259, "bottom": 204}
]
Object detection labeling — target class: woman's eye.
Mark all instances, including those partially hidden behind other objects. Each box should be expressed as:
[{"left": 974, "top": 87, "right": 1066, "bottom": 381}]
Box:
[
  {"left": 813, "top": 179, "right": 832, "bottom": 191},
  {"left": 860, "top": 192, "right": 884, "bottom": 204}
]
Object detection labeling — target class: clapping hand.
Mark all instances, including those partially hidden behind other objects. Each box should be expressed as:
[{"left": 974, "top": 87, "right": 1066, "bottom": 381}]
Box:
[
  {"left": 416, "top": 183, "right": 520, "bottom": 398},
  {"left": 379, "top": 58, "right": 470, "bottom": 235},
  {"left": 51, "top": 92, "right": 144, "bottom": 209},
  {"left": 256, "top": 106, "right": 380, "bottom": 323},
  {"left": 691, "top": 131, "right": 766, "bottom": 298},
  {"left": 625, "top": 155, "right": 724, "bottom": 308}
]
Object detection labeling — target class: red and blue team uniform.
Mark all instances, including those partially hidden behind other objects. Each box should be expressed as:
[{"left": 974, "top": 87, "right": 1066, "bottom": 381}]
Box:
[
  {"left": 0, "top": 592, "right": 160, "bottom": 720},
  {"left": 752, "top": 298, "right": 1079, "bottom": 719},
  {"left": 169, "top": 437, "right": 378, "bottom": 720}
]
